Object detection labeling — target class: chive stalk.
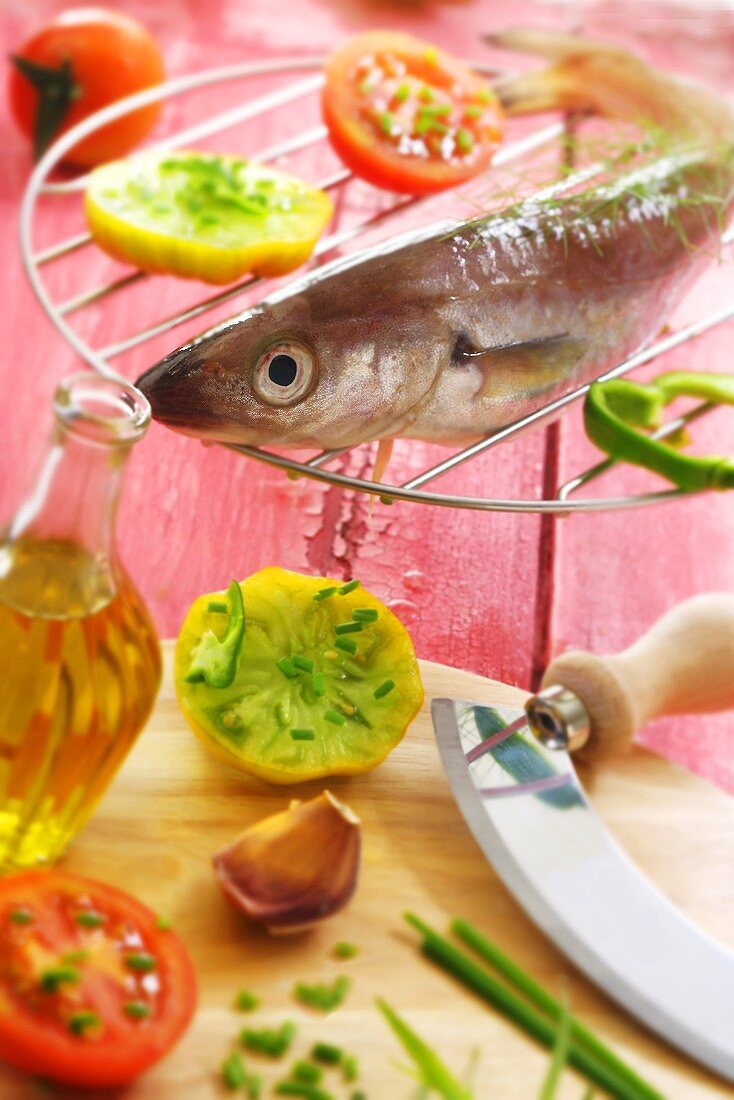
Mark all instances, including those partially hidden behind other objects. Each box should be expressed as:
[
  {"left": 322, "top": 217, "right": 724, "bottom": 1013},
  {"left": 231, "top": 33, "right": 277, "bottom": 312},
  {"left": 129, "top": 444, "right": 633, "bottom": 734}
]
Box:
[
  {"left": 124, "top": 952, "right": 157, "bottom": 973},
  {"left": 235, "top": 989, "right": 260, "bottom": 1012},
  {"left": 75, "top": 910, "right": 105, "bottom": 928},
  {"left": 377, "top": 999, "right": 471, "bottom": 1100},
  {"left": 335, "top": 622, "right": 363, "bottom": 635},
  {"left": 452, "top": 918, "right": 658, "bottom": 1100},
  {"left": 311, "top": 1042, "right": 343, "bottom": 1065},
  {"left": 324, "top": 709, "right": 346, "bottom": 726},
  {"left": 405, "top": 914, "right": 662, "bottom": 1100},
  {"left": 222, "top": 1052, "right": 248, "bottom": 1090},
  {"left": 9, "top": 908, "right": 33, "bottom": 925}
]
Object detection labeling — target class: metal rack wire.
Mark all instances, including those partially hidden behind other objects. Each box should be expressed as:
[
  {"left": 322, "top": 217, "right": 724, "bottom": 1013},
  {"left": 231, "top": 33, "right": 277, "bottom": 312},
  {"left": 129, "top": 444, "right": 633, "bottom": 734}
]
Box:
[{"left": 18, "top": 56, "right": 734, "bottom": 513}]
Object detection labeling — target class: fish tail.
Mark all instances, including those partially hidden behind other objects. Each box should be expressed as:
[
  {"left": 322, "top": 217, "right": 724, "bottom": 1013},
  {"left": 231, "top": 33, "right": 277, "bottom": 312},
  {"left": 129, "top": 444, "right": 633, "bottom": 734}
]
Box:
[{"left": 489, "top": 28, "right": 733, "bottom": 145}]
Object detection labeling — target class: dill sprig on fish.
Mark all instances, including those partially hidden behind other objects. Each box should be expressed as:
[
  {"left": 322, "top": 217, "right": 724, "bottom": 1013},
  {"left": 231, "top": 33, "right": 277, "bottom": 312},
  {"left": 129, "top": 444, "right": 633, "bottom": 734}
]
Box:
[{"left": 137, "top": 30, "right": 734, "bottom": 454}]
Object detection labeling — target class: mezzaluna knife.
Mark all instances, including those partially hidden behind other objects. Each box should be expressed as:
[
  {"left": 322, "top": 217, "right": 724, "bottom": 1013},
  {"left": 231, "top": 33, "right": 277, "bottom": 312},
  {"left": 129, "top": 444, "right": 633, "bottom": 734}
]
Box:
[{"left": 432, "top": 593, "right": 734, "bottom": 1082}]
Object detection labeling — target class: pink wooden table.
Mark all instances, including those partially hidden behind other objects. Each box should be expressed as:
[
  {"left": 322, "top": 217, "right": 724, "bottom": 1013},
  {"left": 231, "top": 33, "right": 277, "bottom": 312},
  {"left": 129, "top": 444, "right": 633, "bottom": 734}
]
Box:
[{"left": 2, "top": 0, "right": 733, "bottom": 791}]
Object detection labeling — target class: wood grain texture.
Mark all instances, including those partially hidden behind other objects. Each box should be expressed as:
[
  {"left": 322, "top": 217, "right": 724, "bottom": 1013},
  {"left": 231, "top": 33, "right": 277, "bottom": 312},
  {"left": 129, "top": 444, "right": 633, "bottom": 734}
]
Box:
[
  {"left": 1, "top": 0, "right": 734, "bottom": 793},
  {"left": 1, "top": 647, "right": 732, "bottom": 1100}
]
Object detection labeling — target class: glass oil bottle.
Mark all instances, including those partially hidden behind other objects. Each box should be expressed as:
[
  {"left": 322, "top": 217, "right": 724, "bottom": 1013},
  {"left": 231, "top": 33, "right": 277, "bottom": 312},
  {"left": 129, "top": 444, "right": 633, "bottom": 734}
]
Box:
[{"left": 0, "top": 373, "right": 161, "bottom": 868}]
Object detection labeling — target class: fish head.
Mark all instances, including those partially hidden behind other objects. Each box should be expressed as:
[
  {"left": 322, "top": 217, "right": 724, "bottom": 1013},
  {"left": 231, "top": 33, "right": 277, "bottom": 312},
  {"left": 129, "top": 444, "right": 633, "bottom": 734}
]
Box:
[{"left": 136, "top": 280, "right": 441, "bottom": 450}]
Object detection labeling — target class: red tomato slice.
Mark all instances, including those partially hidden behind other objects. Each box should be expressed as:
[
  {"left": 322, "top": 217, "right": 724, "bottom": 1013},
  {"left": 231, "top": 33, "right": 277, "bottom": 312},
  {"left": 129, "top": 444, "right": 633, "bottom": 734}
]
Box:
[
  {"left": 323, "top": 31, "right": 504, "bottom": 195},
  {"left": 0, "top": 870, "right": 196, "bottom": 1088}
]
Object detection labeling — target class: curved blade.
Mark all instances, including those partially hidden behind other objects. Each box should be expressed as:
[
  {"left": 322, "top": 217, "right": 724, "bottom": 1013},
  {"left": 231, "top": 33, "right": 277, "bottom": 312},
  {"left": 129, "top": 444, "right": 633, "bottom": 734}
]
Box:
[{"left": 432, "top": 697, "right": 734, "bottom": 1082}]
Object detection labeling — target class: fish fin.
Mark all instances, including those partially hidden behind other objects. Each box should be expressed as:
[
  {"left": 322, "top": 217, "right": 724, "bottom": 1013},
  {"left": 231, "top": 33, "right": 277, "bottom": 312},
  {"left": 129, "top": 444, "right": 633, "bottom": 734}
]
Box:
[
  {"left": 454, "top": 333, "right": 586, "bottom": 400},
  {"left": 372, "top": 437, "right": 394, "bottom": 486},
  {"left": 488, "top": 28, "right": 708, "bottom": 135}
]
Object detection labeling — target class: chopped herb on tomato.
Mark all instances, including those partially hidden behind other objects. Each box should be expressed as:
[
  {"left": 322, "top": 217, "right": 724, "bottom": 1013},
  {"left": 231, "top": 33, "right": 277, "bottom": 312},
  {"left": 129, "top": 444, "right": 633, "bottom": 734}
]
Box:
[
  {"left": 0, "top": 870, "right": 196, "bottom": 1088},
  {"left": 85, "top": 152, "right": 333, "bottom": 286},
  {"left": 323, "top": 31, "right": 504, "bottom": 194}
]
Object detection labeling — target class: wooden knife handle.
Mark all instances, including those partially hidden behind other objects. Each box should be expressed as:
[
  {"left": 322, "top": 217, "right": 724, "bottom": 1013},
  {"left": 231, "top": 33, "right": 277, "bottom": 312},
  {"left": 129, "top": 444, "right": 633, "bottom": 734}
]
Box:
[{"left": 540, "top": 593, "right": 734, "bottom": 760}]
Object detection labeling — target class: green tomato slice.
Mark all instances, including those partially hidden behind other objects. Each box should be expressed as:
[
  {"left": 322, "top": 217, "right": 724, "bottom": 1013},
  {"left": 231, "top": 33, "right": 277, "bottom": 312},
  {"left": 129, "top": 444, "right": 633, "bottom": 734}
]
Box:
[{"left": 175, "top": 568, "right": 424, "bottom": 784}]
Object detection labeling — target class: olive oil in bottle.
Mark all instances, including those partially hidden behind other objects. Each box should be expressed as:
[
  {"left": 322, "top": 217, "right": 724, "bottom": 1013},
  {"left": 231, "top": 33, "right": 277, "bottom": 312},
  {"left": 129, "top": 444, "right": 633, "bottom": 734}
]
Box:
[{"left": 0, "top": 374, "right": 161, "bottom": 868}]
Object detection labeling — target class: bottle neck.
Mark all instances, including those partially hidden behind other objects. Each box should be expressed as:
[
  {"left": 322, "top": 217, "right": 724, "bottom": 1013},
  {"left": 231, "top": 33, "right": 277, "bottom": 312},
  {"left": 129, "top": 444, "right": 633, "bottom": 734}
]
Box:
[
  {"left": 0, "top": 372, "right": 150, "bottom": 618},
  {"left": 9, "top": 423, "right": 129, "bottom": 570}
]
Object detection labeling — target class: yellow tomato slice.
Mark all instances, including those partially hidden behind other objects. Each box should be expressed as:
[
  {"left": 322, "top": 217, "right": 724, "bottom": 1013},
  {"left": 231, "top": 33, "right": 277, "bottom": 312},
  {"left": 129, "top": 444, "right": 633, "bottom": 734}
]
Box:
[
  {"left": 175, "top": 568, "right": 424, "bottom": 784},
  {"left": 84, "top": 152, "right": 333, "bottom": 284}
]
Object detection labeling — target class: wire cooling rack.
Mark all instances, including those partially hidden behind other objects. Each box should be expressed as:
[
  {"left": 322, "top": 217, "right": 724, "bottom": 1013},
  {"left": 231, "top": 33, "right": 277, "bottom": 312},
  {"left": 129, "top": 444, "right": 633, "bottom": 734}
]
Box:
[{"left": 18, "top": 56, "right": 734, "bottom": 513}]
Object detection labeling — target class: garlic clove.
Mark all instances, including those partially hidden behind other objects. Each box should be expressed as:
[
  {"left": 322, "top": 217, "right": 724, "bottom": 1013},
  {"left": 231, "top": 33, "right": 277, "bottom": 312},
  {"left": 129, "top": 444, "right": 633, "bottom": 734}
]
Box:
[{"left": 213, "top": 790, "right": 361, "bottom": 933}]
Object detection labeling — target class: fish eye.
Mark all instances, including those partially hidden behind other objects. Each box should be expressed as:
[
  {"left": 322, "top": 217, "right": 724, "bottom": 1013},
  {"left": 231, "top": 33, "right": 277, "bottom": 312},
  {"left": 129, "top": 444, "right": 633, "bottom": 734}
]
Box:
[{"left": 253, "top": 341, "right": 316, "bottom": 407}]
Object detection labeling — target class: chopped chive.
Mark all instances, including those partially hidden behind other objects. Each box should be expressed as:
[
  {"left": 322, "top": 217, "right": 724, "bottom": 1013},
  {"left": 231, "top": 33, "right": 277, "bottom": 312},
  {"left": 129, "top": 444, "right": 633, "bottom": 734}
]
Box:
[
  {"left": 311, "top": 672, "right": 327, "bottom": 697},
  {"left": 324, "top": 709, "right": 346, "bottom": 726},
  {"left": 418, "top": 85, "right": 434, "bottom": 103},
  {"left": 68, "top": 1010, "right": 100, "bottom": 1036},
  {"left": 343, "top": 1054, "right": 359, "bottom": 1082},
  {"left": 241, "top": 1020, "right": 296, "bottom": 1058},
  {"left": 291, "top": 728, "right": 316, "bottom": 741},
  {"left": 40, "top": 966, "right": 79, "bottom": 992},
  {"left": 274, "top": 1083, "right": 334, "bottom": 1100},
  {"left": 476, "top": 87, "right": 493, "bottom": 103},
  {"left": 277, "top": 657, "right": 300, "bottom": 679},
  {"left": 334, "top": 638, "right": 357, "bottom": 655},
  {"left": 374, "top": 680, "right": 395, "bottom": 699},
  {"left": 334, "top": 941, "right": 358, "bottom": 960},
  {"left": 464, "top": 104, "right": 483, "bottom": 119},
  {"left": 293, "top": 975, "right": 350, "bottom": 1012},
  {"left": 430, "top": 120, "right": 449, "bottom": 135},
  {"left": 222, "top": 1051, "right": 248, "bottom": 1090},
  {"left": 124, "top": 1001, "right": 152, "bottom": 1020},
  {"left": 124, "top": 952, "right": 157, "bottom": 973},
  {"left": 415, "top": 115, "right": 433, "bottom": 136},
  {"left": 156, "top": 915, "right": 172, "bottom": 931},
  {"left": 393, "top": 81, "right": 410, "bottom": 103},
  {"left": 424, "top": 46, "right": 439, "bottom": 64},
  {"left": 75, "top": 910, "right": 105, "bottom": 928},
  {"left": 311, "top": 1042, "right": 343, "bottom": 1065},
  {"left": 235, "top": 989, "right": 260, "bottom": 1012},
  {"left": 426, "top": 102, "right": 452, "bottom": 117},
  {"left": 350, "top": 1093, "right": 367, "bottom": 1100},
  {"left": 456, "top": 128, "right": 474, "bottom": 154},
  {"left": 9, "top": 908, "right": 33, "bottom": 925},
  {"left": 378, "top": 111, "right": 394, "bottom": 136},
  {"left": 314, "top": 586, "right": 337, "bottom": 602},
  {"left": 247, "top": 1075, "right": 263, "bottom": 1100},
  {"left": 293, "top": 654, "right": 314, "bottom": 672},
  {"left": 292, "top": 1061, "right": 323, "bottom": 1085},
  {"left": 207, "top": 600, "right": 228, "bottom": 613},
  {"left": 61, "top": 949, "right": 89, "bottom": 965},
  {"left": 357, "top": 78, "right": 373, "bottom": 96},
  {"left": 339, "top": 580, "right": 361, "bottom": 595},
  {"left": 335, "top": 621, "right": 363, "bottom": 635},
  {"left": 352, "top": 609, "right": 378, "bottom": 622}
]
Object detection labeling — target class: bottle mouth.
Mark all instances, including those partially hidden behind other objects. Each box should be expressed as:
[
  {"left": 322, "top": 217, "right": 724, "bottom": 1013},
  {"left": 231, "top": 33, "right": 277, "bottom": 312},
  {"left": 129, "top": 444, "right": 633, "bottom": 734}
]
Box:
[{"left": 54, "top": 372, "right": 151, "bottom": 445}]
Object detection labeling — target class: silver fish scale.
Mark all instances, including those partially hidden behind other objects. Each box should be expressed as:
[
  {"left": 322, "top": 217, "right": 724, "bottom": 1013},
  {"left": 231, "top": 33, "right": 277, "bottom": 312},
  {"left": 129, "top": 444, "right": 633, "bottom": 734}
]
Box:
[{"left": 18, "top": 54, "right": 734, "bottom": 513}]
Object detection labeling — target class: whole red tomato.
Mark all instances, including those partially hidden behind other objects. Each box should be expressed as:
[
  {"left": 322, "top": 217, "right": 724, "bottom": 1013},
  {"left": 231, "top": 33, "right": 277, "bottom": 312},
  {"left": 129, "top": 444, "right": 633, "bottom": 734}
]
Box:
[{"left": 9, "top": 7, "right": 165, "bottom": 168}]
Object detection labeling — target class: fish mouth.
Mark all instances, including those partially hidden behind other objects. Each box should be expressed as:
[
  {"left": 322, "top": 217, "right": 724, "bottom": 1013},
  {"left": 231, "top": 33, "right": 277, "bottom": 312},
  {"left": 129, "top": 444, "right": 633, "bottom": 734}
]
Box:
[{"left": 135, "top": 347, "right": 231, "bottom": 440}]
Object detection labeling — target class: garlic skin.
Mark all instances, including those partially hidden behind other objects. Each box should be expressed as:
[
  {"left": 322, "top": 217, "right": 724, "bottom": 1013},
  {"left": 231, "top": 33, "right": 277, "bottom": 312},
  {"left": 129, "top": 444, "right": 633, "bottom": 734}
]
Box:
[{"left": 213, "top": 791, "right": 361, "bottom": 933}]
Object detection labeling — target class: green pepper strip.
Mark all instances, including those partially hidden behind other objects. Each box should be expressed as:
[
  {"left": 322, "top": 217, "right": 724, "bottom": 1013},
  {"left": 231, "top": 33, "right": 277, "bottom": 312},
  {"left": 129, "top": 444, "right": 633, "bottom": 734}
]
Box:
[
  {"left": 185, "top": 580, "right": 245, "bottom": 688},
  {"left": 584, "top": 373, "right": 734, "bottom": 492}
]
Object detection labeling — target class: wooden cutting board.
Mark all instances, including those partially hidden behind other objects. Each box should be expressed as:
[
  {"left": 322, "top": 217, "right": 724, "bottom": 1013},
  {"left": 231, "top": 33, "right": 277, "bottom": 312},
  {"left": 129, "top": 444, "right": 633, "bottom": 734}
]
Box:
[{"left": 3, "top": 647, "right": 733, "bottom": 1100}]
